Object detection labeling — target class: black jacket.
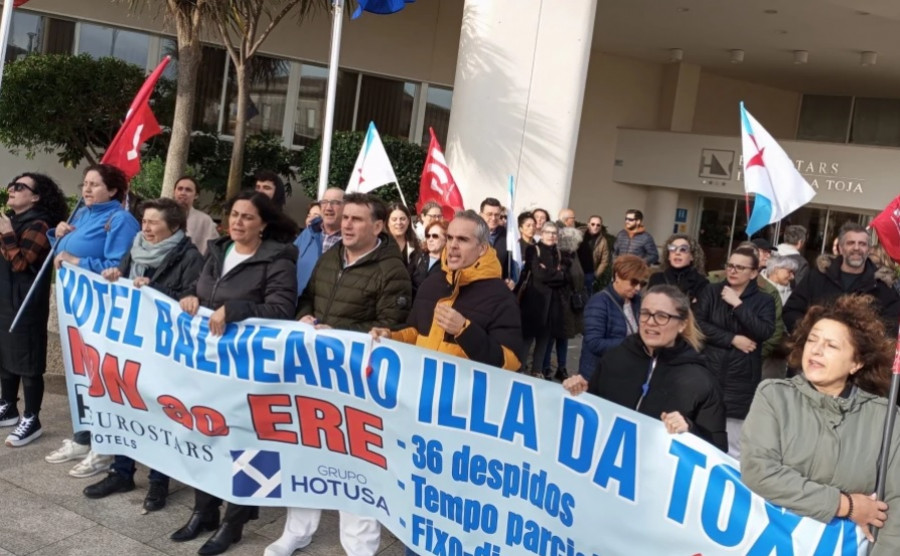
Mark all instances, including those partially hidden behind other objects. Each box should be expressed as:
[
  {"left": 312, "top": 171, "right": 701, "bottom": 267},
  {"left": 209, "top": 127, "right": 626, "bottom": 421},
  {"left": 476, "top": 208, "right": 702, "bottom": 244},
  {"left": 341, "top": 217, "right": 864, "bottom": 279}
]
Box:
[
  {"left": 519, "top": 242, "right": 566, "bottom": 338},
  {"left": 491, "top": 225, "right": 510, "bottom": 280},
  {"left": 118, "top": 235, "right": 204, "bottom": 301},
  {"left": 648, "top": 266, "right": 709, "bottom": 303},
  {"left": 695, "top": 280, "right": 775, "bottom": 420},
  {"left": 588, "top": 335, "right": 727, "bottom": 452},
  {"left": 783, "top": 256, "right": 900, "bottom": 334},
  {"left": 193, "top": 237, "right": 298, "bottom": 322},
  {"left": 408, "top": 251, "right": 443, "bottom": 301},
  {"left": 577, "top": 230, "right": 601, "bottom": 275}
]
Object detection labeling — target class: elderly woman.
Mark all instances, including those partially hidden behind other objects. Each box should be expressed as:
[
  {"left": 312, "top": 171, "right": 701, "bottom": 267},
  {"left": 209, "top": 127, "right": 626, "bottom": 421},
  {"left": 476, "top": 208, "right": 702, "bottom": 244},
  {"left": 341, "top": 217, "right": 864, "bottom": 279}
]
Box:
[
  {"left": 0, "top": 173, "right": 68, "bottom": 447},
  {"left": 649, "top": 233, "right": 709, "bottom": 303},
  {"left": 565, "top": 285, "right": 726, "bottom": 451},
  {"left": 174, "top": 191, "right": 299, "bottom": 555},
  {"left": 388, "top": 202, "right": 419, "bottom": 267},
  {"left": 695, "top": 246, "right": 775, "bottom": 457},
  {"left": 577, "top": 254, "right": 649, "bottom": 380},
  {"left": 409, "top": 220, "right": 447, "bottom": 300},
  {"left": 763, "top": 254, "right": 799, "bottom": 305},
  {"left": 81, "top": 198, "right": 204, "bottom": 512},
  {"left": 742, "top": 295, "right": 900, "bottom": 550},
  {"left": 45, "top": 163, "right": 140, "bottom": 478}
]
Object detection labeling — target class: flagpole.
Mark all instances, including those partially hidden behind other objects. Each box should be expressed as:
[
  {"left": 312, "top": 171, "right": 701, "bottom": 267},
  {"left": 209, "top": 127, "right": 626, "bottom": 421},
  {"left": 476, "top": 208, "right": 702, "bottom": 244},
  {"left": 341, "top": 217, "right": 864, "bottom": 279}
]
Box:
[
  {"left": 872, "top": 346, "right": 900, "bottom": 549},
  {"left": 318, "top": 0, "right": 345, "bottom": 201},
  {"left": 0, "top": 0, "right": 18, "bottom": 96},
  {"left": 394, "top": 182, "right": 408, "bottom": 209}
]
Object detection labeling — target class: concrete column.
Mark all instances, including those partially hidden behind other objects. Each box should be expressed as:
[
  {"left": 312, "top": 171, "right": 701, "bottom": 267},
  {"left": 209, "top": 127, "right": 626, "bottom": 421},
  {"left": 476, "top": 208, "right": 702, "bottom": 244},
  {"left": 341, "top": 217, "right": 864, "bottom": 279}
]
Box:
[{"left": 445, "top": 0, "right": 598, "bottom": 216}]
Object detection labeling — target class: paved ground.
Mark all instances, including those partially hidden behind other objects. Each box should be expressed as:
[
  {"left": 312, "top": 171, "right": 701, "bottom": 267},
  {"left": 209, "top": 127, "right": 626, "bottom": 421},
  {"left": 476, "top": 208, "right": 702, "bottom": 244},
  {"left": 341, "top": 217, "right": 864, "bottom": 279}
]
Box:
[{"left": 2, "top": 315, "right": 584, "bottom": 555}]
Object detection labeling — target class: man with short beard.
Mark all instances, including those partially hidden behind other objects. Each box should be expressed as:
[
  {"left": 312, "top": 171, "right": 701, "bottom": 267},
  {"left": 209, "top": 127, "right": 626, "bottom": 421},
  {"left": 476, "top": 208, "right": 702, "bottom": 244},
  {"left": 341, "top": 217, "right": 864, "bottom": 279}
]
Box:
[{"left": 783, "top": 221, "right": 900, "bottom": 334}]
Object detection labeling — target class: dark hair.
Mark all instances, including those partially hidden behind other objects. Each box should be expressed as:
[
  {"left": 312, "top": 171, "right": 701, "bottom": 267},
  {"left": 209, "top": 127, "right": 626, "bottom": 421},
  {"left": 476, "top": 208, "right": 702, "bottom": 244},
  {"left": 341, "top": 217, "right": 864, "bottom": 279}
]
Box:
[
  {"left": 420, "top": 201, "right": 442, "bottom": 217},
  {"left": 479, "top": 197, "right": 501, "bottom": 212},
  {"left": 308, "top": 201, "right": 321, "bottom": 211},
  {"left": 787, "top": 294, "right": 893, "bottom": 396},
  {"left": 174, "top": 175, "right": 199, "bottom": 194},
  {"left": 225, "top": 191, "right": 298, "bottom": 243},
  {"left": 838, "top": 221, "right": 868, "bottom": 243},
  {"left": 12, "top": 172, "right": 68, "bottom": 226},
  {"left": 139, "top": 198, "right": 186, "bottom": 232},
  {"left": 255, "top": 169, "right": 285, "bottom": 207},
  {"left": 453, "top": 209, "right": 491, "bottom": 246},
  {"left": 344, "top": 192, "right": 388, "bottom": 223},
  {"left": 532, "top": 208, "right": 550, "bottom": 222},
  {"left": 643, "top": 284, "right": 705, "bottom": 352},
  {"left": 626, "top": 209, "right": 643, "bottom": 221},
  {"left": 731, "top": 245, "right": 760, "bottom": 270},
  {"left": 517, "top": 211, "right": 535, "bottom": 228},
  {"left": 662, "top": 233, "right": 706, "bottom": 274},
  {"left": 85, "top": 164, "right": 128, "bottom": 203},
  {"left": 388, "top": 202, "right": 419, "bottom": 247}
]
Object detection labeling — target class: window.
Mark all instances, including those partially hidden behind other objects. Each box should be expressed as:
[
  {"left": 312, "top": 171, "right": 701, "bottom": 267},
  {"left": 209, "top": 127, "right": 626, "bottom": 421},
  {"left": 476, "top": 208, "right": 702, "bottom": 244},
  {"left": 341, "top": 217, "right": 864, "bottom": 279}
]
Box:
[
  {"left": 850, "top": 98, "right": 900, "bottom": 147},
  {"left": 5, "top": 11, "right": 43, "bottom": 63},
  {"left": 192, "top": 46, "right": 228, "bottom": 132},
  {"left": 796, "top": 95, "right": 851, "bottom": 143},
  {"left": 356, "top": 74, "right": 416, "bottom": 139},
  {"left": 293, "top": 64, "right": 358, "bottom": 146},
  {"left": 422, "top": 85, "right": 452, "bottom": 146},
  {"left": 223, "top": 55, "right": 290, "bottom": 136},
  {"left": 158, "top": 37, "right": 178, "bottom": 81},
  {"left": 78, "top": 23, "right": 150, "bottom": 68}
]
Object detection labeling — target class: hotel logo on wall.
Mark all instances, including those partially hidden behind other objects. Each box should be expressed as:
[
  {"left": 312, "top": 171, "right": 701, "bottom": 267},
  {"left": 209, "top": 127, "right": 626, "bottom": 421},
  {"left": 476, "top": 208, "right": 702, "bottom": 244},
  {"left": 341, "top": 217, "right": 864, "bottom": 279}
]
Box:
[{"left": 699, "top": 149, "right": 735, "bottom": 185}]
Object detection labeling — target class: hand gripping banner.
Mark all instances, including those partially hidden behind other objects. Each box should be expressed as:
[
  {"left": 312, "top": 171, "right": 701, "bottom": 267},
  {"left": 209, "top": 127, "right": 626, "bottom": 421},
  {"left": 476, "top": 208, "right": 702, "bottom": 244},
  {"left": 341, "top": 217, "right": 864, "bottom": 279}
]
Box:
[{"left": 56, "top": 264, "right": 867, "bottom": 555}]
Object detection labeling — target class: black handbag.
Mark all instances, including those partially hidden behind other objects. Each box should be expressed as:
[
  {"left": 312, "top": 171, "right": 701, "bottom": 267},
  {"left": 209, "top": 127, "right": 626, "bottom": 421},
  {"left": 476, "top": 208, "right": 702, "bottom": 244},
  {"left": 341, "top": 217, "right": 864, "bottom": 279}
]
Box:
[{"left": 570, "top": 289, "right": 588, "bottom": 311}]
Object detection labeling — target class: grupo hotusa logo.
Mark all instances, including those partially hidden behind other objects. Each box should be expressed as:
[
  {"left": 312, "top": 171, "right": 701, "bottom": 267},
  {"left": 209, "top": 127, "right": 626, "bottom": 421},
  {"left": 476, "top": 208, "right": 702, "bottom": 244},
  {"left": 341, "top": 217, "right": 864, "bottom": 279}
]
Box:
[{"left": 232, "top": 449, "right": 283, "bottom": 498}]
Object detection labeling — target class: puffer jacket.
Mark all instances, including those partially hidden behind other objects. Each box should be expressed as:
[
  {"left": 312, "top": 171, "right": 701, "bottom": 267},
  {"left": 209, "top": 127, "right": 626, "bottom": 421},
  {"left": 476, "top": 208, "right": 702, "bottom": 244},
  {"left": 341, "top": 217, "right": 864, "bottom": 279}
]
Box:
[
  {"left": 118, "top": 234, "right": 204, "bottom": 301},
  {"left": 577, "top": 285, "right": 641, "bottom": 379},
  {"left": 783, "top": 256, "right": 900, "bottom": 334},
  {"left": 392, "top": 247, "right": 522, "bottom": 370},
  {"left": 293, "top": 216, "right": 326, "bottom": 295},
  {"left": 589, "top": 335, "right": 727, "bottom": 452},
  {"left": 49, "top": 200, "right": 139, "bottom": 273},
  {"left": 298, "top": 234, "right": 411, "bottom": 331},
  {"left": 193, "top": 237, "right": 298, "bottom": 322},
  {"left": 695, "top": 279, "right": 775, "bottom": 420},
  {"left": 741, "top": 376, "right": 900, "bottom": 555},
  {"left": 613, "top": 227, "right": 659, "bottom": 265}
]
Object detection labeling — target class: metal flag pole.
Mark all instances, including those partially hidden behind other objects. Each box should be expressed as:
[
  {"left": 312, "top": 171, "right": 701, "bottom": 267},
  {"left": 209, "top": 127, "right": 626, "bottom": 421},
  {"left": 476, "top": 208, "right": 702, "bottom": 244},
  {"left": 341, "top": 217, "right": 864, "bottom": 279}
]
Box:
[
  {"left": 871, "top": 325, "right": 900, "bottom": 550},
  {"left": 317, "top": 0, "right": 345, "bottom": 201}
]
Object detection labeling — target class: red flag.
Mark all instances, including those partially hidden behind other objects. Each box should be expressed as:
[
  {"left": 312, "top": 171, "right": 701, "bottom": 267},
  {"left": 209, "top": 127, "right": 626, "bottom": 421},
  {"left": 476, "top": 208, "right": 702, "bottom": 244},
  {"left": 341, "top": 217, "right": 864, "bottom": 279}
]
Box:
[
  {"left": 417, "top": 127, "right": 465, "bottom": 220},
  {"left": 101, "top": 56, "right": 170, "bottom": 180},
  {"left": 13, "top": 1, "right": 31, "bottom": 6},
  {"left": 871, "top": 195, "right": 900, "bottom": 263}
]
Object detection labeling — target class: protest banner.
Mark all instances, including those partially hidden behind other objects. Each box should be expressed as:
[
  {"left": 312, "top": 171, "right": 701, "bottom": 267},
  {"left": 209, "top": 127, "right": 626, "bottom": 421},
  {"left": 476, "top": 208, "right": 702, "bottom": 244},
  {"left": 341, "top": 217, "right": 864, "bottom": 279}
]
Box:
[{"left": 56, "top": 263, "right": 866, "bottom": 555}]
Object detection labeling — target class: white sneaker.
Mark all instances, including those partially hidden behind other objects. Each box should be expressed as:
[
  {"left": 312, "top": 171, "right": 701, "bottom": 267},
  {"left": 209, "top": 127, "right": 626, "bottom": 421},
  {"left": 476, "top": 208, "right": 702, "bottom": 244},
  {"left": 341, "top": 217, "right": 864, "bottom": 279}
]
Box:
[
  {"left": 68, "top": 451, "right": 113, "bottom": 478},
  {"left": 45, "top": 438, "right": 90, "bottom": 463},
  {"left": 264, "top": 534, "right": 312, "bottom": 556}
]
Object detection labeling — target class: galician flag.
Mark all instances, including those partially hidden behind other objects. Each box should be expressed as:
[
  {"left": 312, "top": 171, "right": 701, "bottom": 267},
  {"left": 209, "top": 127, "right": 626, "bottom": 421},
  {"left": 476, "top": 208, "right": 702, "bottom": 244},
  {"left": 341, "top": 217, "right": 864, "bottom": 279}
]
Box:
[
  {"left": 740, "top": 102, "right": 816, "bottom": 236},
  {"left": 507, "top": 175, "right": 522, "bottom": 281},
  {"left": 346, "top": 121, "right": 399, "bottom": 194}
]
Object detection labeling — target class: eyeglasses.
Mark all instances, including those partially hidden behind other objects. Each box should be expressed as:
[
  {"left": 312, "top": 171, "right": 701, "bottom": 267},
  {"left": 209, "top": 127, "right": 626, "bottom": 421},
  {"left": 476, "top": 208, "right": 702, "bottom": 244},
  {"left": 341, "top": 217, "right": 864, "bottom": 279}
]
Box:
[
  {"left": 425, "top": 213, "right": 443, "bottom": 219},
  {"left": 426, "top": 233, "right": 444, "bottom": 240},
  {"left": 725, "top": 263, "right": 754, "bottom": 272},
  {"left": 628, "top": 278, "right": 648, "bottom": 287},
  {"left": 667, "top": 244, "right": 691, "bottom": 254},
  {"left": 7, "top": 181, "right": 35, "bottom": 193},
  {"left": 639, "top": 309, "right": 684, "bottom": 326},
  {"left": 589, "top": 222, "right": 602, "bottom": 227},
  {"left": 319, "top": 199, "right": 343, "bottom": 206}
]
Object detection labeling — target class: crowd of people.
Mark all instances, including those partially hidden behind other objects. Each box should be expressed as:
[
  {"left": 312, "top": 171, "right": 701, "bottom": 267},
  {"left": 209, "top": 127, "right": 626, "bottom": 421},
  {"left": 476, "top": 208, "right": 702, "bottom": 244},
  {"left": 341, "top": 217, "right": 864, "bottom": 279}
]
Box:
[{"left": 2, "top": 167, "right": 900, "bottom": 553}]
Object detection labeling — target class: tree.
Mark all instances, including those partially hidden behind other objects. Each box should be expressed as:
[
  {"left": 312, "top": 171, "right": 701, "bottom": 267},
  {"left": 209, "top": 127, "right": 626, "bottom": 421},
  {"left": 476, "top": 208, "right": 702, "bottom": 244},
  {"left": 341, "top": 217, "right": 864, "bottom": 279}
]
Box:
[
  {"left": 125, "top": 0, "right": 214, "bottom": 198},
  {"left": 208, "top": 0, "right": 329, "bottom": 199},
  {"left": 0, "top": 54, "right": 147, "bottom": 167}
]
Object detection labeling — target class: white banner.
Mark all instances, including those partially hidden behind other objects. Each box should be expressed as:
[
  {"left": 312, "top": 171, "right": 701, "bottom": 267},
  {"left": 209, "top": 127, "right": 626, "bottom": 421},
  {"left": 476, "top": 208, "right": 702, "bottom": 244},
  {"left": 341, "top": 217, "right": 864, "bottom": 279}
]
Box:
[{"left": 56, "top": 264, "right": 866, "bottom": 555}]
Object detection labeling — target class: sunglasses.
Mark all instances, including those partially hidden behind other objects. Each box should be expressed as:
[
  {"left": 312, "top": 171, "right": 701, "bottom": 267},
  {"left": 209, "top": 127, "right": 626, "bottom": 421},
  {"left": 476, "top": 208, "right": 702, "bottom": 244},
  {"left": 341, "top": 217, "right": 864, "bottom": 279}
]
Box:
[
  {"left": 426, "top": 233, "right": 444, "bottom": 240},
  {"left": 628, "top": 278, "right": 648, "bottom": 287},
  {"left": 625, "top": 217, "right": 637, "bottom": 222},
  {"left": 7, "top": 181, "right": 35, "bottom": 193},
  {"left": 667, "top": 244, "right": 691, "bottom": 253}
]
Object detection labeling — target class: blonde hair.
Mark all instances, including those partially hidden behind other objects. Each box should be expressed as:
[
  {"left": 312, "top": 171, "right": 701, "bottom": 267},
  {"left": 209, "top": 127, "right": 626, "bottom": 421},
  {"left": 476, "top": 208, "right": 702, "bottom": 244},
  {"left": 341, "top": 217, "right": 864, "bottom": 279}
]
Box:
[{"left": 644, "top": 284, "right": 705, "bottom": 352}]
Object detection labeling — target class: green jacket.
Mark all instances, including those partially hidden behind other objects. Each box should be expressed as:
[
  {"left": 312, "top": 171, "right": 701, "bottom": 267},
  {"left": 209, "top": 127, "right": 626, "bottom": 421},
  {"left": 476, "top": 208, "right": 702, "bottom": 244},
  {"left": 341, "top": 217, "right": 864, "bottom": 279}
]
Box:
[
  {"left": 757, "top": 277, "right": 784, "bottom": 358},
  {"left": 741, "top": 376, "right": 900, "bottom": 555},
  {"left": 298, "top": 235, "right": 412, "bottom": 332}
]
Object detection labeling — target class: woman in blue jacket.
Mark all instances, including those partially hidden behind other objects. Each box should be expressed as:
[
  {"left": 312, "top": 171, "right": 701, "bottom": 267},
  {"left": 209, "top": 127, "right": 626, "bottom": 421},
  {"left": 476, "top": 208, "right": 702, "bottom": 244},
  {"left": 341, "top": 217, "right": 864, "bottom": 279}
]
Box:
[{"left": 45, "top": 164, "right": 140, "bottom": 479}]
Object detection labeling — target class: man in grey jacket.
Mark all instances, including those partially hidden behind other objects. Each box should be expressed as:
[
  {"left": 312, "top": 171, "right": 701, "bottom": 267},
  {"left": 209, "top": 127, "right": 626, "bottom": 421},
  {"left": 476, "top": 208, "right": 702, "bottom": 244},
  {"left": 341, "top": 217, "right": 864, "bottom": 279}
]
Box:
[{"left": 613, "top": 209, "right": 659, "bottom": 265}]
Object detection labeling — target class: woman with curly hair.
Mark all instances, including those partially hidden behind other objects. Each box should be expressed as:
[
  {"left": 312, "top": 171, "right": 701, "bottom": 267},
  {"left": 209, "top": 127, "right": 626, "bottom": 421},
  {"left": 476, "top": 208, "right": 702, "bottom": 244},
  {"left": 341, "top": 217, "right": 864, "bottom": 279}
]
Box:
[
  {"left": 649, "top": 233, "right": 709, "bottom": 303},
  {"left": 741, "top": 294, "right": 900, "bottom": 551},
  {"left": 0, "top": 173, "right": 69, "bottom": 446}
]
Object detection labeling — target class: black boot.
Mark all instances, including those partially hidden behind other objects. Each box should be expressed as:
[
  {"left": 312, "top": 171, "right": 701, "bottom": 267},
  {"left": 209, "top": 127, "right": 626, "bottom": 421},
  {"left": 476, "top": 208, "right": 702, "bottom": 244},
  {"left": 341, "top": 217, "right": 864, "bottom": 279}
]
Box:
[
  {"left": 554, "top": 367, "right": 569, "bottom": 382},
  {"left": 171, "top": 511, "right": 220, "bottom": 542},
  {"left": 197, "top": 521, "right": 244, "bottom": 556},
  {"left": 83, "top": 472, "right": 135, "bottom": 499},
  {"left": 143, "top": 481, "right": 169, "bottom": 512}
]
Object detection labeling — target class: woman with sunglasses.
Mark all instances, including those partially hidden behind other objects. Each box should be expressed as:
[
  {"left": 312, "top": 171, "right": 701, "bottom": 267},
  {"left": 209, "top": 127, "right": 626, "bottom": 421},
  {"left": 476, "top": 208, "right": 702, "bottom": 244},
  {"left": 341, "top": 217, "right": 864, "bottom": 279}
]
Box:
[
  {"left": 409, "top": 220, "right": 447, "bottom": 300},
  {"left": 649, "top": 233, "right": 709, "bottom": 303},
  {"left": 564, "top": 285, "right": 726, "bottom": 451},
  {"left": 695, "top": 246, "right": 775, "bottom": 457},
  {"left": 577, "top": 254, "right": 649, "bottom": 380},
  {"left": 0, "top": 174, "right": 69, "bottom": 447}
]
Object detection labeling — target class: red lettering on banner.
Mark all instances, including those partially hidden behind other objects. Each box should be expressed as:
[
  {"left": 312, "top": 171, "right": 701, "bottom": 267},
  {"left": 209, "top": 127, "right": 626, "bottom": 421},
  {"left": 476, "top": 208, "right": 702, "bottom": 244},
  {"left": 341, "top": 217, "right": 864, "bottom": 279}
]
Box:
[
  {"left": 158, "top": 395, "right": 229, "bottom": 436},
  {"left": 296, "top": 396, "right": 348, "bottom": 455},
  {"left": 248, "top": 394, "right": 298, "bottom": 444},
  {"left": 345, "top": 406, "right": 386, "bottom": 469},
  {"left": 67, "top": 326, "right": 146, "bottom": 410}
]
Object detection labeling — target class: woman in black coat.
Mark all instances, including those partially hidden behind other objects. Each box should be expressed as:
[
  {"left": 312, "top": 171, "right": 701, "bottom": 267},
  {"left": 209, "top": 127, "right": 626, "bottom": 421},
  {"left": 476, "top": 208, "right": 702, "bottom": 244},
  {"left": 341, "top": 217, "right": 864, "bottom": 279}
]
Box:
[
  {"left": 173, "top": 192, "right": 299, "bottom": 555},
  {"left": 0, "top": 173, "right": 68, "bottom": 447},
  {"left": 649, "top": 233, "right": 709, "bottom": 303},
  {"left": 82, "top": 198, "right": 204, "bottom": 511},
  {"left": 694, "top": 246, "right": 775, "bottom": 458},
  {"left": 408, "top": 220, "right": 446, "bottom": 300},
  {"left": 564, "top": 284, "right": 727, "bottom": 452},
  {"left": 538, "top": 226, "right": 585, "bottom": 381}
]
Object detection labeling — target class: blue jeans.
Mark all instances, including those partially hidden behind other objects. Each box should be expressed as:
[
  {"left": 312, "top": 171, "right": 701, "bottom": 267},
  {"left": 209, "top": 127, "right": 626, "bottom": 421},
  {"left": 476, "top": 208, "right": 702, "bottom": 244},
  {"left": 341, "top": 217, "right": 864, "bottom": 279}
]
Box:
[
  {"left": 74, "top": 430, "right": 91, "bottom": 445},
  {"left": 542, "top": 337, "right": 568, "bottom": 370},
  {"left": 405, "top": 548, "right": 419, "bottom": 556},
  {"left": 111, "top": 454, "right": 169, "bottom": 485},
  {"left": 584, "top": 271, "right": 595, "bottom": 298}
]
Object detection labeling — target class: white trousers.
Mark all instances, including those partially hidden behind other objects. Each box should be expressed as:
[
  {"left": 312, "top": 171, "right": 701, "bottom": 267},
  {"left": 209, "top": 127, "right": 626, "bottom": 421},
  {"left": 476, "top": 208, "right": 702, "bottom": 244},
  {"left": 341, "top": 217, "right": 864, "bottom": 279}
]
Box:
[
  {"left": 286, "top": 507, "right": 381, "bottom": 556},
  {"left": 726, "top": 418, "right": 744, "bottom": 459}
]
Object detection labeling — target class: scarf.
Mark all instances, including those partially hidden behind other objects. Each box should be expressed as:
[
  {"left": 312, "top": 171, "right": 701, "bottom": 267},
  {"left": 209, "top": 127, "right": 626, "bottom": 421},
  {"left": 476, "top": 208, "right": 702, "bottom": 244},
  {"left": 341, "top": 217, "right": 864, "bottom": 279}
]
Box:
[{"left": 129, "top": 230, "right": 185, "bottom": 278}]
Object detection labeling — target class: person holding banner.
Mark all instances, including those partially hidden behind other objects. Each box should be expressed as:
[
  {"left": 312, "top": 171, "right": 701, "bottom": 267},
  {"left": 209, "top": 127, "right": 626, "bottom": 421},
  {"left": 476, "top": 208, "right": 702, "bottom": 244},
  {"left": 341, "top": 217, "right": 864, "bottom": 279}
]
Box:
[
  {"left": 0, "top": 173, "right": 68, "bottom": 447},
  {"left": 563, "top": 285, "right": 727, "bottom": 452},
  {"left": 173, "top": 191, "right": 299, "bottom": 555},
  {"left": 45, "top": 164, "right": 140, "bottom": 478},
  {"left": 741, "top": 295, "right": 900, "bottom": 551},
  {"left": 82, "top": 197, "right": 204, "bottom": 511}
]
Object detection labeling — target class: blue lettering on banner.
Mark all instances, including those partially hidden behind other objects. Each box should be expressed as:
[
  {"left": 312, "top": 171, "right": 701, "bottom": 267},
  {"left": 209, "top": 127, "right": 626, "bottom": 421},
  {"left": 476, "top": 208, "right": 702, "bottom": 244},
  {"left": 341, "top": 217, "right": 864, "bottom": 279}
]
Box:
[
  {"left": 666, "top": 439, "right": 707, "bottom": 523},
  {"left": 155, "top": 299, "right": 173, "bottom": 355},
  {"left": 284, "top": 330, "right": 316, "bottom": 384},
  {"left": 701, "top": 464, "right": 750, "bottom": 547},
  {"left": 251, "top": 326, "right": 280, "bottom": 383},
  {"left": 813, "top": 518, "right": 859, "bottom": 556},
  {"left": 746, "top": 504, "right": 803, "bottom": 556},
  {"left": 367, "top": 346, "right": 400, "bottom": 409},
  {"left": 316, "top": 335, "right": 350, "bottom": 393},
  {"left": 90, "top": 280, "right": 108, "bottom": 333}
]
